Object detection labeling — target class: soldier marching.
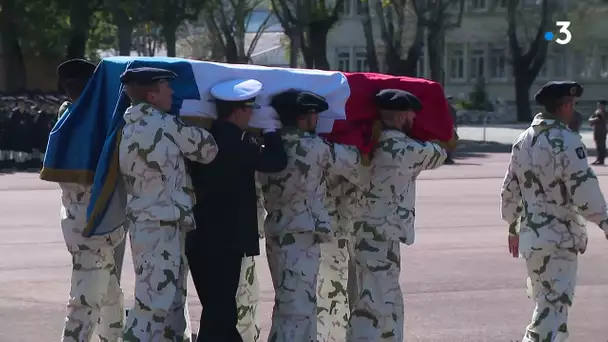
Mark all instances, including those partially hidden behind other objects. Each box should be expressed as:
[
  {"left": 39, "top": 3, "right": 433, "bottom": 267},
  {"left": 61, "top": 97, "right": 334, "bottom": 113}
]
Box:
[{"left": 40, "top": 56, "right": 608, "bottom": 342}]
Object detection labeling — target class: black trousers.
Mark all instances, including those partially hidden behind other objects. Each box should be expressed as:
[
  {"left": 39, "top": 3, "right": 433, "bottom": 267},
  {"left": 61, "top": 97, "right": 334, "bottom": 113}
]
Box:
[
  {"left": 186, "top": 233, "right": 244, "bottom": 342},
  {"left": 595, "top": 138, "right": 606, "bottom": 162}
]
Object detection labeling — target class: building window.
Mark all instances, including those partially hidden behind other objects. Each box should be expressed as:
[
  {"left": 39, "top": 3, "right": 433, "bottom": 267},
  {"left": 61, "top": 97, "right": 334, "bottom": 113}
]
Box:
[
  {"left": 573, "top": 51, "right": 593, "bottom": 79},
  {"left": 498, "top": 0, "right": 508, "bottom": 7},
  {"left": 448, "top": 47, "right": 464, "bottom": 80},
  {"left": 469, "top": 48, "right": 485, "bottom": 79},
  {"left": 469, "top": 0, "right": 487, "bottom": 10},
  {"left": 336, "top": 48, "right": 351, "bottom": 72},
  {"left": 417, "top": 51, "right": 425, "bottom": 77},
  {"left": 489, "top": 47, "right": 506, "bottom": 79},
  {"left": 354, "top": 47, "right": 369, "bottom": 72}
]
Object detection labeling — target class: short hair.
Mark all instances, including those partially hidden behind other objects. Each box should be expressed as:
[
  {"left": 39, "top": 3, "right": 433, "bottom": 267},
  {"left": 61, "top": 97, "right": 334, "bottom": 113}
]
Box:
[
  {"left": 124, "top": 83, "right": 160, "bottom": 103},
  {"left": 544, "top": 96, "right": 573, "bottom": 114}
]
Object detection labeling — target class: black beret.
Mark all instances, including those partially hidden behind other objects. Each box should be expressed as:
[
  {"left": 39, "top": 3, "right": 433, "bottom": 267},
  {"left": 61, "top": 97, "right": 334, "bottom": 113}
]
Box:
[
  {"left": 120, "top": 67, "right": 177, "bottom": 85},
  {"left": 534, "top": 81, "right": 583, "bottom": 105},
  {"left": 57, "top": 59, "right": 97, "bottom": 81},
  {"left": 271, "top": 90, "right": 329, "bottom": 118},
  {"left": 375, "top": 89, "right": 422, "bottom": 112}
]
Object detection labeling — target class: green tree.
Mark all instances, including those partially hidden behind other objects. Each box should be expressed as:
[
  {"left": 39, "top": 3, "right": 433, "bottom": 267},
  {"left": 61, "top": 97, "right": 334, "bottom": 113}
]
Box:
[{"left": 146, "top": 0, "right": 209, "bottom": 57}]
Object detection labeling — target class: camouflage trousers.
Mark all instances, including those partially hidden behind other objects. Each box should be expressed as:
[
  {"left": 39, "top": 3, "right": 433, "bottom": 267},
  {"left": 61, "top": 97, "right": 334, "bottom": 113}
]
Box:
[
  {"left": 124, "top": 220, "right": 192, "bottom": 342},
  {"left": 317, "top": 237, "right": 351, "bottom": 342},
  {"left": 266, "top": 232, "right": 321, "bottom": 342},
  {"left": 347, "top": 238, "right": 403, "bottom": 342},
  {"left": 62, "top": 247, "right": 125, "bottom": 342},
  {"left": 522, "top": 249, "right": 578, "bottom": 342},
  {"left": 236, "top": 256, "right": 261, "bottom": 342}
]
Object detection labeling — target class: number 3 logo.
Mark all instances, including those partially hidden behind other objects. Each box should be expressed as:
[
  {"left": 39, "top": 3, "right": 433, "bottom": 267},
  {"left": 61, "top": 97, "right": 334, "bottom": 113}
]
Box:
[{"left": 555, "top": 21, "right": 572, "bottom": 45}]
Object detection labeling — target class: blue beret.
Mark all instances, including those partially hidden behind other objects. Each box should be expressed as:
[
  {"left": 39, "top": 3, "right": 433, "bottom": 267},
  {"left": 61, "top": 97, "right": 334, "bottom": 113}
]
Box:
[
  {"left": 120, "top": 67, "right": 177, "bottom": 85},
  {"left": 534, "top": 81, "right": 583, "bottom": 105},
  {"left": 375, "top": 89, "right": 422, "bottom": 112},
  {"left": 57, "top": 59, "right": 97, "bottom": 81},
  {"left": 271, "top": 90, "right": 329, "bottom": 119}
]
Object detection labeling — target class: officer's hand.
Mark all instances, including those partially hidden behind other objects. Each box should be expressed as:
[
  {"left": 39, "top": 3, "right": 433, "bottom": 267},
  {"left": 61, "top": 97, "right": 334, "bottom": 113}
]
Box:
[{"left": 508, "top": 234, "right": 519, "bottom": 258}]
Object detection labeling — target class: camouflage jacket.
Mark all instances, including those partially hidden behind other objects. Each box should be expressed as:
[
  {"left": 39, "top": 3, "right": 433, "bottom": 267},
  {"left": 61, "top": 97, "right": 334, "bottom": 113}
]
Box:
[
  {"left": 325, "top": 173, "right": 367, "bottom": 237},
  {"left": 501, "top": 113, "right": 608, "bottom": 257},
  {"left": 260, "top": 129, "right": 366, "bottom": 241},
  {"left": 255, "top": 174, "right": 266, "bottom": 239},
  {"left": 359, "top": 129, "right": 446, "bottom": 244},
  {"left": 119, "top": 103, "right": 218, "bottom": 227}
]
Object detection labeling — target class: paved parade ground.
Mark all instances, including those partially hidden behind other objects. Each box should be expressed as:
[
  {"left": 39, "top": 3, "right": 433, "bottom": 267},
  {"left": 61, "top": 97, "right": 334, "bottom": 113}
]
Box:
[{"left": 1, "top": 150, "right": 607, "bottom": 341}]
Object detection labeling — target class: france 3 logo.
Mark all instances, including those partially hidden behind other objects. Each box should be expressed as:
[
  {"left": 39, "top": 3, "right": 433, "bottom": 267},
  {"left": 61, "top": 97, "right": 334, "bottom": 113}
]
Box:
[{"left": 544, "top": 21, "right": 572, "bottom": 45}]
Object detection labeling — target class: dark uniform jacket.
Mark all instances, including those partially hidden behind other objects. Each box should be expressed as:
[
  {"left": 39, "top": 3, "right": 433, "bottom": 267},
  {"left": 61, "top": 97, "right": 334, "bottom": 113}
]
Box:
[{"left": 188, "top": 120, "right": 287, "bottom": 256}]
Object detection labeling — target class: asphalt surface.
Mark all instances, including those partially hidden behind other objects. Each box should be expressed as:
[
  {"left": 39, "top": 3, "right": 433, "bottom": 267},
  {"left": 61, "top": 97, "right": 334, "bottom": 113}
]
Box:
[{"left": 1, "top": 152, "right": 607, "bottom": 342}]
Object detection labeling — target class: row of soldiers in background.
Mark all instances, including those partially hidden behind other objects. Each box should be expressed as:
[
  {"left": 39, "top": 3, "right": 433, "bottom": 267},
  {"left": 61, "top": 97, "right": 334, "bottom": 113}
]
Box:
[{"left": 0, "top": 92, "right": 66, "bottom": 170}]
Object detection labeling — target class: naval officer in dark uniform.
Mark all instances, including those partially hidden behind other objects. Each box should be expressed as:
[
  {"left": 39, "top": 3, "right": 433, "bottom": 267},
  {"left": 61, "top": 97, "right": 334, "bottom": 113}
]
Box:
[{"left": 186, "top": 79, "right": 288, "bottom": 342}]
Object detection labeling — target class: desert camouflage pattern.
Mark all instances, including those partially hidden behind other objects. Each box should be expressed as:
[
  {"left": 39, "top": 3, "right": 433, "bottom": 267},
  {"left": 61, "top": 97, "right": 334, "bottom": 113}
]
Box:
[
  {"left": 317, "top": 166, "right": 367, "bottom": 341},
  {"left": 348, "top": 129, "right": 446, "bottom": 342},
  {"left": 235, "top": 178, "right": 265, "bottom": 342},
  {"left": 317, "top": 237, "right": 351, "bottom": 342},
  {"left": 123, "top": 220, "right": 192, "bottom": 342},
  {"left": 236, "top": 256, "right": 261, "bottom": 342},
  {"left": 357, "top": 129, "right": 446, "bottom": 244},
  {"left": 119, "top": 103, "right": 218, "bottom": 225},
  {"left": 260, "top": 128, "right": 366, "bottom": 342},
  {"left": 119, "top": 103, "right": 218, "bottom": 341},
  {"left": 500, "top": 113, "right": 608, "bottom": 342},
  {"left": 260, "top": 129, "right": 367, "bottom": 241},
  {"left": 59, "top": 182, "right": 125, "bottom": 342},
  {"left": 266, "top": 232, "right": 320, "bottom": 342},
  {"left": 500, "top": 113, "right": 608, "bottom": 258},
  {"left": 522, "top": 249, "right": 577, "bottom": 342}
]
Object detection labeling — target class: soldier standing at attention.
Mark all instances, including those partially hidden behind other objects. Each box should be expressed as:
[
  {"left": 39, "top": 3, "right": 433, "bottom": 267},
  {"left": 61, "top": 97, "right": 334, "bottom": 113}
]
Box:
[
  {"left": 186, "top": 79, "right": 287, "bottom": 342},
  {"left": 501, "top": 81, "right": 608, "bottom": 342},
  {"left": 347, "top": 89, "right": 452, "bottom": 342},
  {"left": 117, "top": 67, "right": 219, "bottom": 341},
  {"left": 55, "top": 59, "right": 126, "bottom": 342},
  {"left": 261, "top": 90, "right": 367, "bottom": 342},
  {"left": 588, "top": 99, "right": 607, "bottom": 165}
]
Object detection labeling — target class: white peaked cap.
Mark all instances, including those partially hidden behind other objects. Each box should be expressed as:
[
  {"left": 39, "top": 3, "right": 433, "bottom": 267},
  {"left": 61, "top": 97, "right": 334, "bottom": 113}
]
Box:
[{"left": 210, "top": 79, "right": 263, "bottom": 101}]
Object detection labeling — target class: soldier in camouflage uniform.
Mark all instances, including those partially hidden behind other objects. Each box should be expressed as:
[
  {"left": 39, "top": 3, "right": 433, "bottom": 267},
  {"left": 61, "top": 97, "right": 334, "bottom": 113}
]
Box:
[
  {"left": 347, "top": 89, "right": 452, "bottom": 342},
  {"left": 55, "top": 59, "right": 126, "bottom": 342},
  {"left": 117, "top": 68, "right": 219, "bottom": 341},
  {"left": 501, "top": 81, "right": 608, "bottom": 342},
  {"left": 234, "top": 177, "right": 266, "bottom": 342},
  {"left": 261, "top": 90, "right": 366, "bottom": 342}
]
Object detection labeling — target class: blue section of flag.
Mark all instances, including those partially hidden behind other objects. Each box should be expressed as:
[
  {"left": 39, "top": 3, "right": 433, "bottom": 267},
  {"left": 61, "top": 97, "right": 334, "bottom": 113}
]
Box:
[{"left": 42, "top": 56, "right": 202, "bottom": 236}]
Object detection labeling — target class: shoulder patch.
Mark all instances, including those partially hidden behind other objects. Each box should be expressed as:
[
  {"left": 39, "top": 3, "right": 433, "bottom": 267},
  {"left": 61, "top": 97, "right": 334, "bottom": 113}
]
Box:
[{"left": 575, "top": 146, "right": 586, "bottom": 159}]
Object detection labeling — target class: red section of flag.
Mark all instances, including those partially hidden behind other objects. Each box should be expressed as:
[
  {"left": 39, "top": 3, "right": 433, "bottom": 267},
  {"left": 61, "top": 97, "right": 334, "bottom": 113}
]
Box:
[{"left": 322, "top": 72, "right": 454, "bottom": 155}]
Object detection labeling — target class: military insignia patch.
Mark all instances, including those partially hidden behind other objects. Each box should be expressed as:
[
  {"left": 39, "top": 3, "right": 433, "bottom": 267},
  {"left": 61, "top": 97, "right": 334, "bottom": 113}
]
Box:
[{"left": 576, "top": 146, "right": 586, "bottom": 159}]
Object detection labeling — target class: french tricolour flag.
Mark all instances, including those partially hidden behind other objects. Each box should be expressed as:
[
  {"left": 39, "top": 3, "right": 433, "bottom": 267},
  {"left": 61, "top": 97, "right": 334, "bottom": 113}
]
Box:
[{"left": 41, "top": 56, "right": 454, "bottom": 237}]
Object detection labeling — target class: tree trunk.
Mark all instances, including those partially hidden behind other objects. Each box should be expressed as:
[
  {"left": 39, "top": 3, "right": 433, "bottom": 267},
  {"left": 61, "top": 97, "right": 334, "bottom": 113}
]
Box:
[
  {"left": 427, "top": 26, "right": 444, "bottom": 82},
  {"left": 289, "top": 33, "right": 299, "bottom": 68},
  {"left": 0, "top": 0, "right": 26, "bottom": 91},
  {"left": 308, "top": 20, "right": 332, "bottom": 70},
  {"left": 163, "top": 23, "right": 178, "bottom": 57},
  {"left": 514, "top": 76, "right": 533, "bottom": 122},
  {"left": 65, "top": 0, "right": 93, "bottom": 59},
  {"left": 360, "top": 0, "right": 379, "bottom": 72}
]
